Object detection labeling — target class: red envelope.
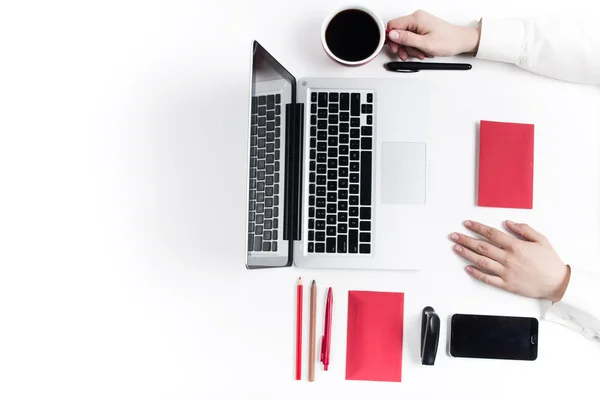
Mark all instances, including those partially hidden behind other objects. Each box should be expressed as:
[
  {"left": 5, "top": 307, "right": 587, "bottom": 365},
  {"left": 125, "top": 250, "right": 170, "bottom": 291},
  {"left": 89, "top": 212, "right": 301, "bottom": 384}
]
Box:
[
  {"left": 345, "top": 291, "right": 404, "bottom": 382},
  {"left": 478, "top": 120, "right": 534, "bottom": 209}
]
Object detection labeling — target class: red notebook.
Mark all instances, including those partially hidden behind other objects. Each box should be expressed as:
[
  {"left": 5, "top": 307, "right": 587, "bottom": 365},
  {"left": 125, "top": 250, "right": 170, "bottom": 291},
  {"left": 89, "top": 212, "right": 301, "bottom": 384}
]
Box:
[
  {"left": 345, "top": 291, "right": 404, "bottom": 382},
  {"left": 478, "top": 120, "right": 534, "bottom": 209}
]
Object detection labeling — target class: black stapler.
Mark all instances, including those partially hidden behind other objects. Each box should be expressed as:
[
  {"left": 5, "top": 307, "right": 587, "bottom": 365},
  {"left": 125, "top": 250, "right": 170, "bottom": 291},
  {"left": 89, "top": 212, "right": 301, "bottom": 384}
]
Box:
[{"left": 421, "top": 306, "right": 440, "bottom": 365}]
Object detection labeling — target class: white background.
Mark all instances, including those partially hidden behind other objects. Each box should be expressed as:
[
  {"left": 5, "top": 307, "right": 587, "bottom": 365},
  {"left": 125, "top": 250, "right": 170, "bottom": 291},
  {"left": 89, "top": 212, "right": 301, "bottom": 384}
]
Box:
[{"left": 1, "top": 0, "right": 600, "bottom": 399}]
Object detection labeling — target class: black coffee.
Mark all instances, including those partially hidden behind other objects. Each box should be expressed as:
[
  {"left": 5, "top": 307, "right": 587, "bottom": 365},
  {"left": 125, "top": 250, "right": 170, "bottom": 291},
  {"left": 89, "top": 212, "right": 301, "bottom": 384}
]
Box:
[{"left": 325, "top": 9, "right": 380, "bottom": 62}]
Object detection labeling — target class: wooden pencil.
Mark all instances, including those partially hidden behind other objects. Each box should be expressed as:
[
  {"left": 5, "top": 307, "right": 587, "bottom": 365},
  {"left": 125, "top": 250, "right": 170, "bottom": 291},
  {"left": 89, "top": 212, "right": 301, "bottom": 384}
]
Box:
[{"left": 308, "top": 280, "right": 317, "bottom": 381}]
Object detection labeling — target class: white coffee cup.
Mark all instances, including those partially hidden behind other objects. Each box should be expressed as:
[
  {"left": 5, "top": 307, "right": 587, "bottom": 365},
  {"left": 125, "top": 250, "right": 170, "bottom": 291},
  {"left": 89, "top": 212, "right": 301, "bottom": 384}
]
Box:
[{"left": 321, "top": 5, "right": 386, "bottom": 66}]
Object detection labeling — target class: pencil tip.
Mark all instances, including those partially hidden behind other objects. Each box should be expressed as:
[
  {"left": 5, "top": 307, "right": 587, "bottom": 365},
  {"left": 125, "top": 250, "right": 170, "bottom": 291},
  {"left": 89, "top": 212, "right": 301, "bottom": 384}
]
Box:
[
  {"left": 298, "top": 277, "right": 302, "bottom": 284},
  {"left": 312, "top": 280, "right": 316, "bottom": 285}
]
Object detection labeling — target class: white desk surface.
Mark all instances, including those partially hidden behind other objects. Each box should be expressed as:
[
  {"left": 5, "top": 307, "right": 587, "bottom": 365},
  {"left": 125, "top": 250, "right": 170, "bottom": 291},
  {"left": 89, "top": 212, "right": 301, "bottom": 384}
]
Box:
[{"left": 1, "top": 0, "right": 599, "bottom": 399}]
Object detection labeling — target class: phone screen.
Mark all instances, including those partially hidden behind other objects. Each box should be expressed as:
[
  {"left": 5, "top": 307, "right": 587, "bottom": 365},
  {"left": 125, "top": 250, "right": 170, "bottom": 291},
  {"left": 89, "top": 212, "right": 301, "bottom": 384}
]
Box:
[{"left": 450, "top": 314, "right": 538, "bottom": 361}]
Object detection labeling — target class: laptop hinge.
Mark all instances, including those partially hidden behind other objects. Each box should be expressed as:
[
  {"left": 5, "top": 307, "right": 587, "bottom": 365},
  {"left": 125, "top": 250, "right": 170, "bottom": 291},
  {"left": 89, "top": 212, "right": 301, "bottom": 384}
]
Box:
[{"left": 283, "top": 102, "right": 304, "bottom": 242}]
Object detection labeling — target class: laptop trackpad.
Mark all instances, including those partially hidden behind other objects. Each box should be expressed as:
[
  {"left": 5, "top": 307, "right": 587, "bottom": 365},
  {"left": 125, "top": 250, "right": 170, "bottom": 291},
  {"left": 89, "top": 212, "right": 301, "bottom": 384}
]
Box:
[{"left": 381, "top": 142, "right": 426, "bottom": 205}]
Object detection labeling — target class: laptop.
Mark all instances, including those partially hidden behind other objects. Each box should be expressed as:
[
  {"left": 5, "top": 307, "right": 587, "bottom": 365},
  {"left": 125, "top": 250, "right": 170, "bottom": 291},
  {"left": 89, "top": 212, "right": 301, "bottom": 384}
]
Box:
[{"left": 245, "top": 41, "right": 431, "bottom": 270}]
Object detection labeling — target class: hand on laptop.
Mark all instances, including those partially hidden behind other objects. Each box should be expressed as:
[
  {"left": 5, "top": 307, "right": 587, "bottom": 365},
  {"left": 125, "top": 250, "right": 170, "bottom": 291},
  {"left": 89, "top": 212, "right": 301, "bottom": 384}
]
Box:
[
  {"left": 386, "top": 10, "right": 480, "bottom": 61},
  {"left": 450, "top": 220, "right": 571, "bottom": 303}
]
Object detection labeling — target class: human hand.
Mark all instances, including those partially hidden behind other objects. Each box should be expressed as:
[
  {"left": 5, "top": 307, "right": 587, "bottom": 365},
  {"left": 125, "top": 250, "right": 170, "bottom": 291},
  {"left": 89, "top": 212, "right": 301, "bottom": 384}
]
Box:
[
  {"left": 386, "top": 10, "right": 480, "bottom": 60},
  {"left": 450, "top": 220, "right": 570, "bottom": 303}
]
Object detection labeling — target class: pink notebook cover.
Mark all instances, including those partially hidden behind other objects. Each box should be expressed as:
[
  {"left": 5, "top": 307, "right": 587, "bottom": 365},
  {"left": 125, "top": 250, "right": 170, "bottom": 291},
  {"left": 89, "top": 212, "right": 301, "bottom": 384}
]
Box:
[
  {"left": 345, "top": 291, "right": 404, "bottom": 382},
  {"left": 478, "top": 120, "right": 534, "bottom": 209}
]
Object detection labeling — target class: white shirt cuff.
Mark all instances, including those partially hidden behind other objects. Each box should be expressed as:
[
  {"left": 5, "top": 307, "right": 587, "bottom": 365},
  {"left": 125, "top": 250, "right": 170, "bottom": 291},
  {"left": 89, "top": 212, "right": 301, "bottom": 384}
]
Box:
[
  {"left": 544, "top": 266, "right": 600, "bottom": 341},
  {"left": 476, "top": 17, "right": 526, "bottom": 64}
]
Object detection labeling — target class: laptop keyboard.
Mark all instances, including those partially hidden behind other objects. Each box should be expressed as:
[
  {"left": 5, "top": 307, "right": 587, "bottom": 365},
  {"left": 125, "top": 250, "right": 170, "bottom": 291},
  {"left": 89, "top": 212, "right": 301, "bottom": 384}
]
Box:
[
  {"left": 307, "top": 91, "right": 373, "bottom": 254},
  {"left": 248, "top": 94, "right": 282, "bottom": 252}
]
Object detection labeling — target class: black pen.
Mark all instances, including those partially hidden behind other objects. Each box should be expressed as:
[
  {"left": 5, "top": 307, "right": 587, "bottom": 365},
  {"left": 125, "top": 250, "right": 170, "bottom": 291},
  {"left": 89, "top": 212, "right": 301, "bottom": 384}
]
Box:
[{"left": 385, "top": 61, "right": 472, "bottom": 73}]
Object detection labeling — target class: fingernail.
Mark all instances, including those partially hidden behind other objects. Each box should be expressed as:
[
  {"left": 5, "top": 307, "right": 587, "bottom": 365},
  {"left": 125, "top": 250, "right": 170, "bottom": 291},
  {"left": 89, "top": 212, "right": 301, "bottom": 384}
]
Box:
[
  {"left": 389, "top": 31, "right": 399, "bottom": 40},
  {"left": 454, "top": 244, "right": 463, "bottom": 253},
  {"left": 450, "top": 233, "right": 459, "bottom": 241},
  {"left": 466, "top": 266, "right": 473, "bottom": 273},
  {"left": 464, "top": 220, "right": 472, "bottom": 228},
  {"left": 506, "top": 220, "right": 514, "bottom": 225}
]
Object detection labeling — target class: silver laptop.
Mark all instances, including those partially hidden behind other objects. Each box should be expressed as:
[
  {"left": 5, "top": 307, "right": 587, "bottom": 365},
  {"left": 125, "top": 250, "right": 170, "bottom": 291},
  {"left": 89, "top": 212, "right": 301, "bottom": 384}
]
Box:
[{"left": 245, "top": 41, "right": 431, "bottom": 270}]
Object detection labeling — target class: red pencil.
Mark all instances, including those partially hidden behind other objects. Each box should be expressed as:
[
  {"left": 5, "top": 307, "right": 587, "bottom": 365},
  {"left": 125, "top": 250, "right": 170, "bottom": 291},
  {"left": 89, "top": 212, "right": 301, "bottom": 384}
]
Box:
[{"left": 296, "top": 277, "right": 303, "bottom": 380}]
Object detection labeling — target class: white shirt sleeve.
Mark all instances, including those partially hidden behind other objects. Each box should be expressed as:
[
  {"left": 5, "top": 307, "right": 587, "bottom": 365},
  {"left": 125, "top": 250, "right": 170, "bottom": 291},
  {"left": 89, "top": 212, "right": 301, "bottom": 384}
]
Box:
[
  {"left": 476, "top": 17, "right": 600, "bottom": 85},
  {"left": 543, "top": 266, "right": 600, "bottom": 342}
]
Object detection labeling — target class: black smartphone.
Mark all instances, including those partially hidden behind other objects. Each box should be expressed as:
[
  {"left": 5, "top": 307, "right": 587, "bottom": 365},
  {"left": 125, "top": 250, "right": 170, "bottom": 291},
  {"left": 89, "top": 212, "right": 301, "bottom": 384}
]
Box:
[{"left": 450, "top": 314, "right": 538, "bottom": 361}]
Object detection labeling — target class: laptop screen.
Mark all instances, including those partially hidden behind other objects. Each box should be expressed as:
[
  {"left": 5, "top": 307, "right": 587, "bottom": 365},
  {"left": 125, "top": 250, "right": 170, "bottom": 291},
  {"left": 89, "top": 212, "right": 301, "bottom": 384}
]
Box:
[
  {"left": 251, "top": 41, "right": 296, "bottom": 103},
  {"left": 246, "top": 42, "right": 297, "bottom": 269}
]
